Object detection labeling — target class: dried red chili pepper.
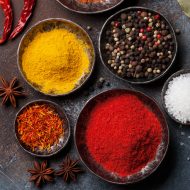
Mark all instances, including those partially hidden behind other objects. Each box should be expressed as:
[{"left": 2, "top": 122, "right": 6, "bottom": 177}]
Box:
[
  {"left": 9, "top": 0, "right": 36, "bottom": 40},
  {"left": 0, "top": 0, "right": 13, "bottom": 44}
]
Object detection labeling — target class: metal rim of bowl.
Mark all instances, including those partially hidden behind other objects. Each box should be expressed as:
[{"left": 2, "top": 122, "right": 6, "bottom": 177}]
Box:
[
  {"left": 161, "top": 69, "right": 190, "bottom": 126},
  {"left": 17, "top": 18, "right": 96, "bottom": 97},
  {"left": 56, "top": 0, "right": 124, "bottom": 14},
  {"left": 99, "top": 7, "right": 178, "bottom": 84},
  {"left": 14, "top": 99, "right": 71, "bottom": 157},
  {"left": 74, "top": 88, "right": 169, "bottom": 184}
]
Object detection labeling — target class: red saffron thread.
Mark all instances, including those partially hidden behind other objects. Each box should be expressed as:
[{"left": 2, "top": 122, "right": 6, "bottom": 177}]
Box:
[
  {"left": 17, "top": 104, "right": 64, "bottom": 151},
  {"left": 86, "top": 94, "right": 162, "bottom": 177}
]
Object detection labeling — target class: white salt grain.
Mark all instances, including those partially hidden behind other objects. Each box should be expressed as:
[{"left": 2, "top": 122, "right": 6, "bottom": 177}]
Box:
[
  {"left": 164, "top": 73, "right": 190, "bottom": 124},
  {"left": 181, "top": 131, "right": 185, "bottom": 136}
]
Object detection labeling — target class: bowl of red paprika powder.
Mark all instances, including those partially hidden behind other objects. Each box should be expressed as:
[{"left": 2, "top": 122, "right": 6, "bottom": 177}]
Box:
[
  {"left": 15, "top": 100, "right": 70, "bottom": 157},
  {"left": 75, "top": 89, "right": 169, "bottom": 184}
]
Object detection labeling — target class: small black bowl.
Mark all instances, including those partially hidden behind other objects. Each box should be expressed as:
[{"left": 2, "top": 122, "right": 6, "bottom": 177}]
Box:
[
  {"left": 99, "top": 7, "right": 178, "bottom": 84},
  {"left": 15, "top": 100, "right": 70, "bottom": 157},
  {"left": 161, "top": 69, "right": 190, "bottom": 126},
  {"left": 56, "top": 0, "right": 124, "bottom": 14},
  {"left": 75, "top": 89, "right": 169, "bottom": 184}
]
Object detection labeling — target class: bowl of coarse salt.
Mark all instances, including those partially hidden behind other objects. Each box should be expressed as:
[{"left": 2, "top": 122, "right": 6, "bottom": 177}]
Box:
[{"left": 162, "top": 69, "right": 190, "bottom": 125}]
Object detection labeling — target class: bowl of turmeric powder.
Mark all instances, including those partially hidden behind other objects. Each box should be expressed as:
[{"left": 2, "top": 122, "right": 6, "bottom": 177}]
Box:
[{"left": 17, "top": 19, "right": 95, "bottom": 96}]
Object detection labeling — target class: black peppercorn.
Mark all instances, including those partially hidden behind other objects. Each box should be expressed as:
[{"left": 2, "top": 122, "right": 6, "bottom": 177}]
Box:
[{"left": 103, "top": 9, "right": 175, "bottom": 80}]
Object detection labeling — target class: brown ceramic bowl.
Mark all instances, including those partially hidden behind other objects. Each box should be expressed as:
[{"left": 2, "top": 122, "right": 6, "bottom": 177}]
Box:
[
  {"left": 99, "top": 7, "right": 178, "bottom": 84},
  {"left": 17, "top": 18, "right": 95, "bottom": 96},
  {"left": 75, "top": 89, "right": 169, "bottom": 184},
  {"left": 56, "top": 0, "right": 124, "bottom": 14},
  {"left": 161, "top": 69, "right": 190, "bottom": 126},
  {"left": 15, "top": 100, "right": 70, "bottom": 157}
]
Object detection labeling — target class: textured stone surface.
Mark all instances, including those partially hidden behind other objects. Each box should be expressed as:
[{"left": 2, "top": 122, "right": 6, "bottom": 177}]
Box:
[{"left": 0, "top": 0, "right": 190, "bottom": 189}]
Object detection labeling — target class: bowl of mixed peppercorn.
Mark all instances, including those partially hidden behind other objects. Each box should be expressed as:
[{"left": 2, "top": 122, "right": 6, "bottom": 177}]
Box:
[{"left": 99, "top": 7, "right": 177, "bottom": 84}]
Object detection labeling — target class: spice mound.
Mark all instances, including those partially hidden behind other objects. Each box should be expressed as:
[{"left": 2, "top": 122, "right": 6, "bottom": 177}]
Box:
[
  {"left": 17, "top": 103, "right": 64, "bottom": 152},
  {"left": 21, "top": 29, "right": 90, "bottom": 95},
  {"left": 164, "top": 73, "right": 190, "bottom": 124},
  {"left": 77, "top": 0, "right": 109, "bottom": 3},
  {"left": 103, "top": 10, "right": 176, "bottom": 80},
  {"left": 86, "top": 93, "right": 162, "bottom": 177}
]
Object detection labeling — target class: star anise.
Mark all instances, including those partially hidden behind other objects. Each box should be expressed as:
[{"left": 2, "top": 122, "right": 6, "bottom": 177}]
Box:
[
  {"left": 28, "top": 160, "right": 54, "bottom": 187},
  {"left": 56, "top": 155, "right": 83, "bottom": 183},
  {"left": 0, "top": 76, "right": 25, "bottom": 108}
]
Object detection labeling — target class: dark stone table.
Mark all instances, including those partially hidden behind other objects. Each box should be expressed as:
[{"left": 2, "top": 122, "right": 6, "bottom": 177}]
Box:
[{"left": 0, "top": 0, "right": 190, "bottom": 189}]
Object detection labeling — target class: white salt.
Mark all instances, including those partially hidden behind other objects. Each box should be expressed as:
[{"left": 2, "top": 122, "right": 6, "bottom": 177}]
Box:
[
  {"left": 164, "top": 73, "right": 190, "bottom": 124},
  {"left": 181, "top": 131, "right": 185, "bottom": 136}
]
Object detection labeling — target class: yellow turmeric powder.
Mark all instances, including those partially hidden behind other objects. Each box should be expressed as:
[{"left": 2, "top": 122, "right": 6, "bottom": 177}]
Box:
[{"left": 22, "top": 29, "right": 91, "bottom": 95}]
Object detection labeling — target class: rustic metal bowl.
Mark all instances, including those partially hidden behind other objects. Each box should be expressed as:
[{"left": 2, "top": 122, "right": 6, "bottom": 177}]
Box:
[
  {"left": 56, "top": 0, "right": 124, "bottom": 14},
  {"left": 99, "top": 7, "right": 178, "bottom": 84},
  {"left": 161, "top": 69, "right": 190, "bottom": 126},
  {"left": 15, "top": 100, "right": 70, "bottom": 157},
  {"left": 17, "top": 18, "right": 95, "bottom": 96},
  {"left": 75, "top": 89, "right": 169, "bottom": 184}
]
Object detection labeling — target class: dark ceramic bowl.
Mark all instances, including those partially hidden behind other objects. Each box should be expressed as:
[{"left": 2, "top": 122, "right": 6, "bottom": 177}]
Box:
[
  {"left": 17, "top": 18, "right": 95, "bottom": 96},
  {"left": 75, "top": 89, "right": 169, "bottom": 184},
  {"left": 15, "top": 100, "right": 70, "bottom": 157},
  {"left": 99, "top": 7, "right": 178, "bottom": 84},
  {"left": 56, "top": 0, "right": 124, "bottom": 14},
  {"left": 161, "top": 69, "right": 190, "bottom": 125}
]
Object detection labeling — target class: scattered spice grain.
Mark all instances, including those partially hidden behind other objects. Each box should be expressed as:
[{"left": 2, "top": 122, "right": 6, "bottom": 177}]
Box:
[
  {"left": 87, "top": 26, "right": 92, "bottom": 30},
  {"left": 181, "top": 132, "right": 185, "bottom": 136},
  {"left": 175, "top": 29, "right": 181, "bottom": 35}
]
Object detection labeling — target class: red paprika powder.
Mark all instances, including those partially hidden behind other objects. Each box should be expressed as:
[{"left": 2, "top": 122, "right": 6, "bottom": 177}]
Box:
[{"left": 86, "top": 93, "right": 162, "bottom": 177}]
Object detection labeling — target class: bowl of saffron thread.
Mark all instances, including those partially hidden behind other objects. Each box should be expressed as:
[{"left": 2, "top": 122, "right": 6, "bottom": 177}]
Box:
[
  {"left": 14, "top": 99, "right": 71, "bottom": 157},
  {"left": 75, "top": 89, "right": 169, "bottom": 184}
]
